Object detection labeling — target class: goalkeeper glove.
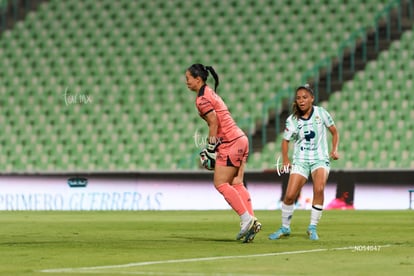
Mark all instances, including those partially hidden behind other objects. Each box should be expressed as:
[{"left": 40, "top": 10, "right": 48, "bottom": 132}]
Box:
[
  {"left": 199, "top": 143, "right": 217, "bottom": 170},
  {"left": 199, "top": 149, "right": 215, "bottom": 170}
]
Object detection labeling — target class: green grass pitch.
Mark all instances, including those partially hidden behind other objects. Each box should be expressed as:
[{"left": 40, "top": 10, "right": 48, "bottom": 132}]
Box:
[{"left": 0, "top": 210, "right": 413, "bottom": 275}]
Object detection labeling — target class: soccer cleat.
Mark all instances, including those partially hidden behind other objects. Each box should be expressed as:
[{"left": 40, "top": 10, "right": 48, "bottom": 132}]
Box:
[
  {"left": 268, "top": 226, "right": 291, "bottom": 240},
  {"left": 236, "top": 217, "right": 255, "bottom": 240},
  {"left": 242, "top": 219, "right": 262, "bottom": 243},
  {"left": 307, "top": 225, "right": 319, "bottom": 240}
]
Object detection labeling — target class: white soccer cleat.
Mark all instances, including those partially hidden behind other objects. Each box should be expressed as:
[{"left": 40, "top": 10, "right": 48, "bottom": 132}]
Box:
[
  {"left": 236, "top": 216, "right": 255, "bottom": 240},
  {"left": 243, "top": 219, "right": 262, "bottom": 243}
]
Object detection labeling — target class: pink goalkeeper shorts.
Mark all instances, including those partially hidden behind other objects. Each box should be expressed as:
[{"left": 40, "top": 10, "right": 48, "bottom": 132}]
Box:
[{"left": 215, "top": 135, "right": 248, "bottom": 167}]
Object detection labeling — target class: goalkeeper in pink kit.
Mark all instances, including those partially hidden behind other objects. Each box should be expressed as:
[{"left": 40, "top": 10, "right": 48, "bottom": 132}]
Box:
[{"left": 185, "top": 64, "right": 261, "bottom": 243}]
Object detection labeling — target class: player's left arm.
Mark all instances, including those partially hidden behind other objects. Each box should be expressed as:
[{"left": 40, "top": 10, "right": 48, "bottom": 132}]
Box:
[{"left": 328, "top": 124, "right": 339, "bottom": 160}]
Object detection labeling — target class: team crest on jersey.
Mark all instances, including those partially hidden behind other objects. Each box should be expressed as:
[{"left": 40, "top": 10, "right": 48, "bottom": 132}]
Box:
[{"left": 315, "top": 116, "right": 322, "bottom": 124}]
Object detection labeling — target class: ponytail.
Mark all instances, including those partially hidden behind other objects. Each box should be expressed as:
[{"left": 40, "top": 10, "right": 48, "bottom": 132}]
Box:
[
  {"left": 187, "top": 64, "right": 220, "bottom": 92},
  {"left": 205, "top": 66, "right": 219, "bottom": 92}
]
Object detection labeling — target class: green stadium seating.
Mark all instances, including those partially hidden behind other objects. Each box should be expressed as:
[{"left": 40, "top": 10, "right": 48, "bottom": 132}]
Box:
[
  {"left": 255, "top": 25, "right": 414, "bottom": 170},
  {"left": 0, "top": 0, "right": 407, "bottom": 172},
  {"left": 325, "top": 29, "right": 414, "bottom": 169}
]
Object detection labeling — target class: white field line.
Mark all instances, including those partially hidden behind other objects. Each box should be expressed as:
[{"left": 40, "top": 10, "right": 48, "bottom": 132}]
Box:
[{"left": 40, "top": 245, "right": 392, "bottom": 274}]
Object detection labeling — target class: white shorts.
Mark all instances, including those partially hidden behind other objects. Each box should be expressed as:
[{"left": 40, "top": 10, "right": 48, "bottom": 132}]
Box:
[{"left": 290, "top": 160, "right": 330, "bottom": 179}]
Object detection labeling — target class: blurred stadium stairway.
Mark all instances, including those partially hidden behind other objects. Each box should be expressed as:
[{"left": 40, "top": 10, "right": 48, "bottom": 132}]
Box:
[{"left": 0, "top": 0, "right": 48, "bottom": 33}]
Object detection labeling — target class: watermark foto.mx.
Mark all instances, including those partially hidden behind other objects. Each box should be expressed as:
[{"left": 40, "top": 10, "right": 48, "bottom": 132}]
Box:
[
  {"left": 64, "top": 87, "right": 93, "bottom": 106},
  {"left": 275, "top": 155, "right": 290, "bottom": 176},
  {"left": 193, "top": 129, "right": 222, "bottom": 148}
]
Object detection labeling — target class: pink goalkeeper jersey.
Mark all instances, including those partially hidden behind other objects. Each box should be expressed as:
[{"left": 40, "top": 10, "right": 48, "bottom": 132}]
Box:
[{"left": 196, "top": 85, "right": 244, "bottom": 143}]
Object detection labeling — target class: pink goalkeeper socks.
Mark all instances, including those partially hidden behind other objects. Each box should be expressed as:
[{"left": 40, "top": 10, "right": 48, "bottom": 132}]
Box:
[
  {"left": 216, "top": 183, "right": 248, "bottom": 216},
  {"left": 233, "top": 183, "right": 254, "bottom": 216}
]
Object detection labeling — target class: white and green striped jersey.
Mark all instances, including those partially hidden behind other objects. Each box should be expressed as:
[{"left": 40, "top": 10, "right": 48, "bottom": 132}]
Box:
[{"left": 283, "top": 106, "right": 334, "bottom": 162}]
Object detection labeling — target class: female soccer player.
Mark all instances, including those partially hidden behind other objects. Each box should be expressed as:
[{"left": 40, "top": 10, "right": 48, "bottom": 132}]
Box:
[
  {"left": 269, "top": 84, "right": 339, "bottom": 240},
  {"left": 185, "top": 64, "right": 261, "bottom": 243}
]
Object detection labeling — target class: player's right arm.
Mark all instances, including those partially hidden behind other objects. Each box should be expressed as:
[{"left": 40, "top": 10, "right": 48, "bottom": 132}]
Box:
[
  {"left": 197, "top": 91, "right": 219, "bottom": 146},
  {"left": 281, "top": 116, "right": 296, "bottom": 167},
  {"left": 281, "top": 139, "right": 290, "bottom": 168},
  {"left": 203, "top": 110, "right": 219, "bottom": 145}
]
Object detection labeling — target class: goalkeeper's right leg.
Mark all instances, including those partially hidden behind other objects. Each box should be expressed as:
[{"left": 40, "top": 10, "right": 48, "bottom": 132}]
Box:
[
  {"left": 236, "top": 214, "right": 255, "bottom": 240},
  {"left": 243, "top": 219, "right": 262, "bottom": 243}
]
